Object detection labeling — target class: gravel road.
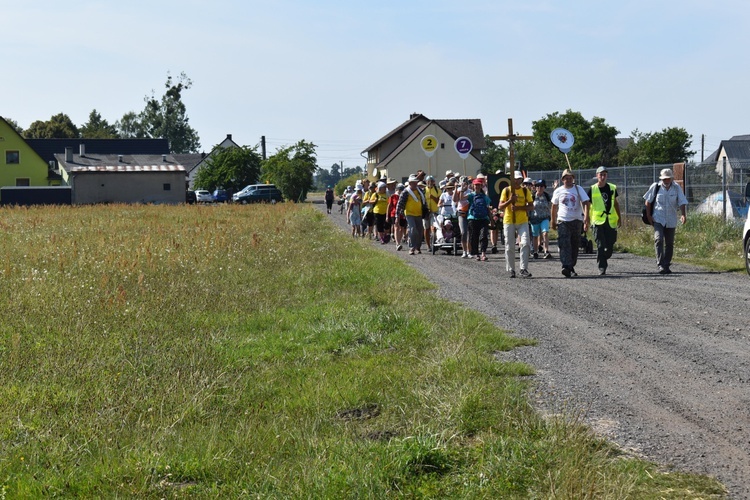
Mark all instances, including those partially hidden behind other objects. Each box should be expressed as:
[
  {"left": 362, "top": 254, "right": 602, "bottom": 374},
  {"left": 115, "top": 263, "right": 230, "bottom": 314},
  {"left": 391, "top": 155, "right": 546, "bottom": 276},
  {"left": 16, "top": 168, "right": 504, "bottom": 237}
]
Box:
[{"left": 318, "top": 202, "right": 750, "bottom": 498}]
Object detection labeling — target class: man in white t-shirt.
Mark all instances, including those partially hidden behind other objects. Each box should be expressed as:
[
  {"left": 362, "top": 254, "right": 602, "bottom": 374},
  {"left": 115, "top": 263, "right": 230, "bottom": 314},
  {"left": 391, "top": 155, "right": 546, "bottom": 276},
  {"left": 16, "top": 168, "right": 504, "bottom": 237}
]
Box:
[{"left": 551, "top": 169, "right": 590, "bottom": 278}]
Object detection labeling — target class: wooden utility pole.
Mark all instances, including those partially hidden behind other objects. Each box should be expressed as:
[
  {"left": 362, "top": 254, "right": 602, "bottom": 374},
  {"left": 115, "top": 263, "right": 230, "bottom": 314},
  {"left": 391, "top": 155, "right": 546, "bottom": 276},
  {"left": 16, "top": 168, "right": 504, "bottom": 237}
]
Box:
[{"left": 488, "top": 118, "right": 534, "bottom": 177}]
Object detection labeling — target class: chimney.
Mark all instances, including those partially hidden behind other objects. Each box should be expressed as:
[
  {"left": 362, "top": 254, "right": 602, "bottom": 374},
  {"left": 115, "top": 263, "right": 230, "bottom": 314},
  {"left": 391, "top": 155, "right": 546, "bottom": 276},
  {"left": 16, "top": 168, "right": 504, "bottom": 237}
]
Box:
[
  {"left": 49, "top": 160, "right": 56, "bottom": 171},
  {"left": 118, "top": 155, "right": 123, "bottom": 163},
  {"left": 227, "top": 134, "right": 232, "bottom": 141},
  {"left": 65, "top": 147, "right": 73, "bottom": 162},
  {"left": 79, "top": 143, "right": 86, "bottom": 157},
  {"left": 162, "top": 154, "right": 167, "bottom": 162}
]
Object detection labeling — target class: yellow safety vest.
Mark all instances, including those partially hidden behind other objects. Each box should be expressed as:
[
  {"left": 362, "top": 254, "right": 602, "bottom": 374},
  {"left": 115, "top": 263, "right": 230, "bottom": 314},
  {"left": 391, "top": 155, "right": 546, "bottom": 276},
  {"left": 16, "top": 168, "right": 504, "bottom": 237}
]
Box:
[{"left": 590, "top": 183, "right": 619, "bottom": 228}]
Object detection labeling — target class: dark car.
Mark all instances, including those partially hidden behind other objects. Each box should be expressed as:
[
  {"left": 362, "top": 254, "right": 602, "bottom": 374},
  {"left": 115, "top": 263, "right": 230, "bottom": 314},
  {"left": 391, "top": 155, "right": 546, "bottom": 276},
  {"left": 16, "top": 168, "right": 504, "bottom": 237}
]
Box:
[
  {"left": 212, "top": 189, "right": 230, "bottom": 203},
  {"left": 236, "top": 185, "right": 283, "bottom": 204},
  {"left": 186, "top": 190, "right": 197, "bottom": 204}
]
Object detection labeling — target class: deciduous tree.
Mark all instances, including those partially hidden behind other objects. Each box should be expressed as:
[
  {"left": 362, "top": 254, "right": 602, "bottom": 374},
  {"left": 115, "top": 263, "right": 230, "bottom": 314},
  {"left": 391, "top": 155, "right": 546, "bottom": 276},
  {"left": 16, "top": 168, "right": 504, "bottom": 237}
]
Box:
[
  {"left": 116, "top": 72, "right": 200, "bottom": 153},
  {"left": 262, "top": 140, "right": 318, "bottom": 202},
  {"left": 80, "top": 109, "right": 119, "bottom": 139},
  {"left": 618, "top": 127, "right": 694, "bottom": 165},
  {"left": 194, "top": 145, "right": 263, "bottom": 192},
  {"left": 24, "top": 113, "right": 79, "bottom": 139},
  {"left": 515, "top": 110, "right": 620, "bottom": 170}
]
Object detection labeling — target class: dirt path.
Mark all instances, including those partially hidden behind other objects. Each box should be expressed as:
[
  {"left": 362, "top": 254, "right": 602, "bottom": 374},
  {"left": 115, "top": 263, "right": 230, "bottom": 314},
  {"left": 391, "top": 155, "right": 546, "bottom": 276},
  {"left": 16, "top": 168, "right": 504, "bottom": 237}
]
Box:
[{"left": 318, "top": 202, "right": 750, "bottom": 498}]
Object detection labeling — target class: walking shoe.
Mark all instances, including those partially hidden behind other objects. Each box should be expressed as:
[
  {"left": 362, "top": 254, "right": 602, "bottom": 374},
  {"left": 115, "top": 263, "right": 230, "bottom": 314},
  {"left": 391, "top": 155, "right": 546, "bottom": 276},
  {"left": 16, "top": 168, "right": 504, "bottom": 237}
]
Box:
[
  {"left": 571, "top": 269, "right": 578, "bottom": 277},
  {"left": 533, "top": 252, "right": 539, "bottom": 259},
  {"left": 396, "top": 244, "right": 403, "bottom": 251},
  {"left": 491, "top": 246, "right": 498, "bottom": 254},
  {"left": 508, "top": 270, "right": 516, "bottom": 278},
  {"left": 538, "top": 245, "right": 544, "bottom": 252},
  {"left": 665, "top": 268, "right": 672, "bottom": 274},
  {"left": 561, "top": 267, "right": 571, "bottom": 278},
  {"left": 519, "top": 269, "right": 532, "bottom": 278},
  {"left": 462, "top": 252, "right": 469, "bottom": 258},
  {"left": 544, "top": 252, "right": 552, "bottom": 259},
  {"left": 599, "top": 268, "right": 606, "bottom": 275}
]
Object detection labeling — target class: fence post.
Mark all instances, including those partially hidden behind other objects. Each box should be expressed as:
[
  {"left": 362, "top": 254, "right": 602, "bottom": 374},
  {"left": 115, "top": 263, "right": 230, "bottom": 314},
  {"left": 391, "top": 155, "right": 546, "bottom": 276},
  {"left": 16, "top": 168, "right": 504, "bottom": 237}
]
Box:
[{"left": 722, "top": 156, "right": 727, "bottom": 221}]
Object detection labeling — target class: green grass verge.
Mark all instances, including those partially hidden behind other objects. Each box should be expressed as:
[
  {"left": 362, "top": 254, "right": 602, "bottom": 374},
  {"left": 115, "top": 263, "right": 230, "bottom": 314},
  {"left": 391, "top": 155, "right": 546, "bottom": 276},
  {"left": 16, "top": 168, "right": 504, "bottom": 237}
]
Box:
[{"left": 0, "top": 204, "right": 726, "bottom": 498}]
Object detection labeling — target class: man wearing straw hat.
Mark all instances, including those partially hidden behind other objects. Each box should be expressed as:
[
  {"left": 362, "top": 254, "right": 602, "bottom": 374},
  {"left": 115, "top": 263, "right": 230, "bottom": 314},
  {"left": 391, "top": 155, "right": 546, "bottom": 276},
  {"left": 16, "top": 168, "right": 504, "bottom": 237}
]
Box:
[
  {"left": 643, "top": 168, "right": 688, "bottom": 274},
  {"left": 551, "top": 169, "right": 590, "bottom": 278}
]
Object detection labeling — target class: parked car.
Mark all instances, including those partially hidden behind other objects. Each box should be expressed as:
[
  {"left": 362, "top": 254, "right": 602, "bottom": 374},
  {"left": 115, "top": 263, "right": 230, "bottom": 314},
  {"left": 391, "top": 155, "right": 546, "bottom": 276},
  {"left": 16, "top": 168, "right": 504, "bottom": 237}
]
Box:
[
  {"left": 235, "top": 184, "right": 283, "bottom": 204},
  {"left": 212, "top": 189, "right": 230, "bottom": 203},
  {"left": 744, "top": 212, "right": 750, "bottom": 275},
  {"left": 195, "top": 190, "right": 213, "bottom": 203},
  {"left": 232, "top": 184, "right": 255, "bottom": 202},
  {"left": 186, "top": 190, "right": 197, "bottom": 204}
]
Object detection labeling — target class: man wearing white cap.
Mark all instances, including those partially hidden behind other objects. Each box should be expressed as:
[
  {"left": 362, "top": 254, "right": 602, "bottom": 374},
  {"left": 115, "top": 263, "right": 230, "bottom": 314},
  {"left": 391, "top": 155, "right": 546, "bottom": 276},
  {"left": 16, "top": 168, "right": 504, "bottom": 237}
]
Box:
[{"left": 643, "top": 168, "right": 688, "bottom": 274}]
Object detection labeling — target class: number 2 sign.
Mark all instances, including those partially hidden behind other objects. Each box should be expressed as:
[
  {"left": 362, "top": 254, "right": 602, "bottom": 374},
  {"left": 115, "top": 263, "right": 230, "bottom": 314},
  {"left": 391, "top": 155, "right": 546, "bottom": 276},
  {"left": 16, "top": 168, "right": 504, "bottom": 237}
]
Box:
[{"left": 421, "top": 135, "right": 438, "bottom": 158}]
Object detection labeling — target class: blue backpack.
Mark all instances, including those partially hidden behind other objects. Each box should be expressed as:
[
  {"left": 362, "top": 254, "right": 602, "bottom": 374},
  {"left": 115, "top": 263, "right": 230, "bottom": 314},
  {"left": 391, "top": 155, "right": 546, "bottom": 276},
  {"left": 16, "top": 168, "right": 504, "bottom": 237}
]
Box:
[{"left": 471, "top": 194, "right": 488, "bottom": 219}]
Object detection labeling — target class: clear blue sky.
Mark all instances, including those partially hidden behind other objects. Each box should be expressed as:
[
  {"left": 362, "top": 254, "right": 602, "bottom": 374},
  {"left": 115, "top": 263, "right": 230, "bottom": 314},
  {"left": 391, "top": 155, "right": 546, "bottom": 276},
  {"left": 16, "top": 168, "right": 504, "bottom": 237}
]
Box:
[{"left": 2, "top": 0, "right": 748, "bottom": 167}]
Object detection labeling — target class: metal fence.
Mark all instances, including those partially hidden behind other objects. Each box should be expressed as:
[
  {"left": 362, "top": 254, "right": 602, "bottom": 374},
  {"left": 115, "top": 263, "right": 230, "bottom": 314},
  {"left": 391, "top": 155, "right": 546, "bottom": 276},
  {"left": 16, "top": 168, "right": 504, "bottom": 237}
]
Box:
[{"left": 525, "top": 161, "right": 750, "bottom": 219}]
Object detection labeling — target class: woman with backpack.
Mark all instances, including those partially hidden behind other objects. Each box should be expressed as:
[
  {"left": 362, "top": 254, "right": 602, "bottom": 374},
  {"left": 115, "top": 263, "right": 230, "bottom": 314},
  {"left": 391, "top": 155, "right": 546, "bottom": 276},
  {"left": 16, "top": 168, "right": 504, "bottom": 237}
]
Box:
[
  {"left": 466, "top": 178, "right": 493, "bottom": 261},
  {"left": 499, "top": 171, "right": 534, "bottom": 278}
]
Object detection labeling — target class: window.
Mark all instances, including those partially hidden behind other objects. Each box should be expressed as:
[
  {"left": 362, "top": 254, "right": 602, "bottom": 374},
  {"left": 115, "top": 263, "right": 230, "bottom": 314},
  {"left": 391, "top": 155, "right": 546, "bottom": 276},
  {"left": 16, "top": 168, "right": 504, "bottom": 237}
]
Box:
[
  {"left": 6, "top": 151, "right": 19, "bottom": 164},
  {"left": 16, "top": 178, "right": 29, "bottom": 186},
  {"left": 163, "top": 183, "right": 171, "bottom": 191}
]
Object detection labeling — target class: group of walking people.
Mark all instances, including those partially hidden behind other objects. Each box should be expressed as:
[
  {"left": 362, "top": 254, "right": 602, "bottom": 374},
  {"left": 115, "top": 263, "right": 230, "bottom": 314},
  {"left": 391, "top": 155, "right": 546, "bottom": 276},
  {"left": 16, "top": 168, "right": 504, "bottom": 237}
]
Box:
[{"left": 335, "top": 166, "right": 688, "bottom": 277}]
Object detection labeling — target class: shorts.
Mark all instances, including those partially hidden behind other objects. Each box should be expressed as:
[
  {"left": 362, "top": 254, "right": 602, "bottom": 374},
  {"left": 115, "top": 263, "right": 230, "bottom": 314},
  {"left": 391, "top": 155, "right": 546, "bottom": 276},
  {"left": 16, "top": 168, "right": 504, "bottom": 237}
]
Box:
[{"left": 530, "top": 219, "right": 550, "bottom": 237}]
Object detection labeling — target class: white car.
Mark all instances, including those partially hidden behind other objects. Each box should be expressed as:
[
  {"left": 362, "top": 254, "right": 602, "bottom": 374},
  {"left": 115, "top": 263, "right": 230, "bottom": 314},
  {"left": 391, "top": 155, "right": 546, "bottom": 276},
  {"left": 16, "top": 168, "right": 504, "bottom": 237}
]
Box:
[
  {"left": 744, "top": 213, "right": 750, "bottom": 275},
  {"left": 195, "top": 190, "right": 213, "bottom": 203}
]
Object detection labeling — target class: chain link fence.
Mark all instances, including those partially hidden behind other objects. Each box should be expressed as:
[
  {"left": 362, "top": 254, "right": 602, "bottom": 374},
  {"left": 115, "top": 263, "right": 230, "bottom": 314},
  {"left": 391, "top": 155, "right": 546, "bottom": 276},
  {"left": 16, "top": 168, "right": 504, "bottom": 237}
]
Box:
[{"left": 525, "top": 161, "right": 750, "bottom": 220}]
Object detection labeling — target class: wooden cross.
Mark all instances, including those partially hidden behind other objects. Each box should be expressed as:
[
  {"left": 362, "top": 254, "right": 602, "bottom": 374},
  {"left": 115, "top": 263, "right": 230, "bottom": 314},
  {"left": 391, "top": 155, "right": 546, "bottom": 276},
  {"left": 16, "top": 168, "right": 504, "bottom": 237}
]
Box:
[
  {"left": 488, "top": 118, "right": 534, "bottom": 223},
  {"left": 488, "top": 118, "right": 534, "bottom": 177}
]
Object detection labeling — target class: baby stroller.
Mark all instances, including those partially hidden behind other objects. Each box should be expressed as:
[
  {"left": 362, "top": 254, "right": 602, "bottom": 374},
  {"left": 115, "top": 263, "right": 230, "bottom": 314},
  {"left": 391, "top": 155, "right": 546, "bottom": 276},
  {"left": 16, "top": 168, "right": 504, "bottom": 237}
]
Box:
[{"left": 431, "top": 214, "right": 461, "bottom": 255}]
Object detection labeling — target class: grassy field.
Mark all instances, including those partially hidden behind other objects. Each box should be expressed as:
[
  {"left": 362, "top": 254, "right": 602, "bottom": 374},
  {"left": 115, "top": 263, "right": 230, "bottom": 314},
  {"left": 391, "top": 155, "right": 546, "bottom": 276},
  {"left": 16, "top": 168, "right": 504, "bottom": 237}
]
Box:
[
  {"left": 614, "top": 214, "right": 744, "bottom": 272},
  {"left": 0, "top": 203, "right": 726, "bottom": 498}
]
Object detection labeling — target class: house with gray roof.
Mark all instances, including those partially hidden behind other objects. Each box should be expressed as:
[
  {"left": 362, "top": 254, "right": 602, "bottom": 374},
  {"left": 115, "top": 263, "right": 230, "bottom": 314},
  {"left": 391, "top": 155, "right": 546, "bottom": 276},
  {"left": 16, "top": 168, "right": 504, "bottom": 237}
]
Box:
[
  {"left": 55, "top": 149, "right": 187, "bottom": 205},
  {"left": 362, "top": 113, "right": 486, "bottom": 183},
  {"left": 706, "top": 137, "right": 750, "bottom": 180}
]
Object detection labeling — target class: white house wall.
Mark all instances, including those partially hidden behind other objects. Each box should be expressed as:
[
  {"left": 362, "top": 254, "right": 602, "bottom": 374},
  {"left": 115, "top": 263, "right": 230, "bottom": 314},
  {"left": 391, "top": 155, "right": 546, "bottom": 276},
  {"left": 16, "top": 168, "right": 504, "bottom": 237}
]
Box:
[
  {"left": 71, "top": 172, "right": 187, "bottom": 205},
  {"left": 376, "top": 124, "right": 482, "bottom": 183}
]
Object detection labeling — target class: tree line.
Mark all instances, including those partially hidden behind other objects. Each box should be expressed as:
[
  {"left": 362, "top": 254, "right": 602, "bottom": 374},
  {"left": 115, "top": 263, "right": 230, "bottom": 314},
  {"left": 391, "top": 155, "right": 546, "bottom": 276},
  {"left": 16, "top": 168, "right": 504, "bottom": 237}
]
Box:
[
  {"left": 481, "top": 110, "right": 696, "bottom": 173},
  {"left": 7, "top": 72, "right": 200, "bottom": 154}
]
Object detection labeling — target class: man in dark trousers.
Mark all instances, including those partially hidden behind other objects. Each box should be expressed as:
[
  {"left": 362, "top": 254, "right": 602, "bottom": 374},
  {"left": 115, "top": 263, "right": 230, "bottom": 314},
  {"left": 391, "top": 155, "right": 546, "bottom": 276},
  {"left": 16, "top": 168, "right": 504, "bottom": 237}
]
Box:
[{"left": 587, "top": 166, "right": 621, "bottom": 275}]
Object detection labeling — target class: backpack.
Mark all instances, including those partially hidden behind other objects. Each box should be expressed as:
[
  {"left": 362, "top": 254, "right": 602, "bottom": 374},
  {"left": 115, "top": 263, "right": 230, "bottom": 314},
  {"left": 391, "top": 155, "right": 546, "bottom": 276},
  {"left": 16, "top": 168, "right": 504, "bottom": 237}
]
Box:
[{"left": 471, "top": 194, "right": 488, "bottom": 219}]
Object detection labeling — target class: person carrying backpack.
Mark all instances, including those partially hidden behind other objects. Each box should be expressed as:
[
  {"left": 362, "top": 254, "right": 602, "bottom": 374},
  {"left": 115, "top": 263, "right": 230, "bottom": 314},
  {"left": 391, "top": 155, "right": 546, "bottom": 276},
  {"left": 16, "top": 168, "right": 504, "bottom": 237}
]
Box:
[
  {"left": 466, "top": 178, "right": 492, "bottom": 261},
  {"left": 498, "top": 171, "right": 534, "bottom": 278}
]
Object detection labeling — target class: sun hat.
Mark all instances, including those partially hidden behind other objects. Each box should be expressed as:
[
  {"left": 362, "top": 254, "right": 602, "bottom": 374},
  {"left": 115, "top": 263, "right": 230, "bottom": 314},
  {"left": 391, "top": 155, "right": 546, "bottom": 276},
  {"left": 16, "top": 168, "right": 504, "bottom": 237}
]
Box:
[
  {"left": 476, "top": 173, "right": 486, "bottom": 179},
  {"left": 387, "top": 177, "right": 396, "bottom": 184},
  {"left": 439, "top": 180, "right": 447, "bottom": 188},
  {"left": 377, "top": 182, "right": 386, "bottom": 189},
  {"left": 513, "top": 171, "right": 523, "bottom": 179},
  {"left": 561, "top": 169, "right": 575, "bottom": 180},
  {"left": 523, "top": 177, "right": 533, "bottom": 184},
  {"left": 472, "top": 178, "right": 483, "bottom": 185},
  {"left": 408, "top": 174, "right": 418, "bottom": 182},
  {"left": 445, "top": 169, "right": 454, "bottom": 177},
  {"left": 596, "top": 166, "right": 608, "bottom": 174},
  {"left": 659, "top": 168, "right": 674, "bottom": 179},
  {"left": 417, "top": 181, "right": 426, "bottom": 188}
]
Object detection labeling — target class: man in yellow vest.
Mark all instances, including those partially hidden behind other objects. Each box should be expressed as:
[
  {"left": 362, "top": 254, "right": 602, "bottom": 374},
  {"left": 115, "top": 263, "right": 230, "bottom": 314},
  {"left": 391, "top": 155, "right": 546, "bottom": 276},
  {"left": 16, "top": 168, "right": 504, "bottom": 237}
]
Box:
[{"left": 587, "top": 166, "right": 621, "bottom": 275}]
